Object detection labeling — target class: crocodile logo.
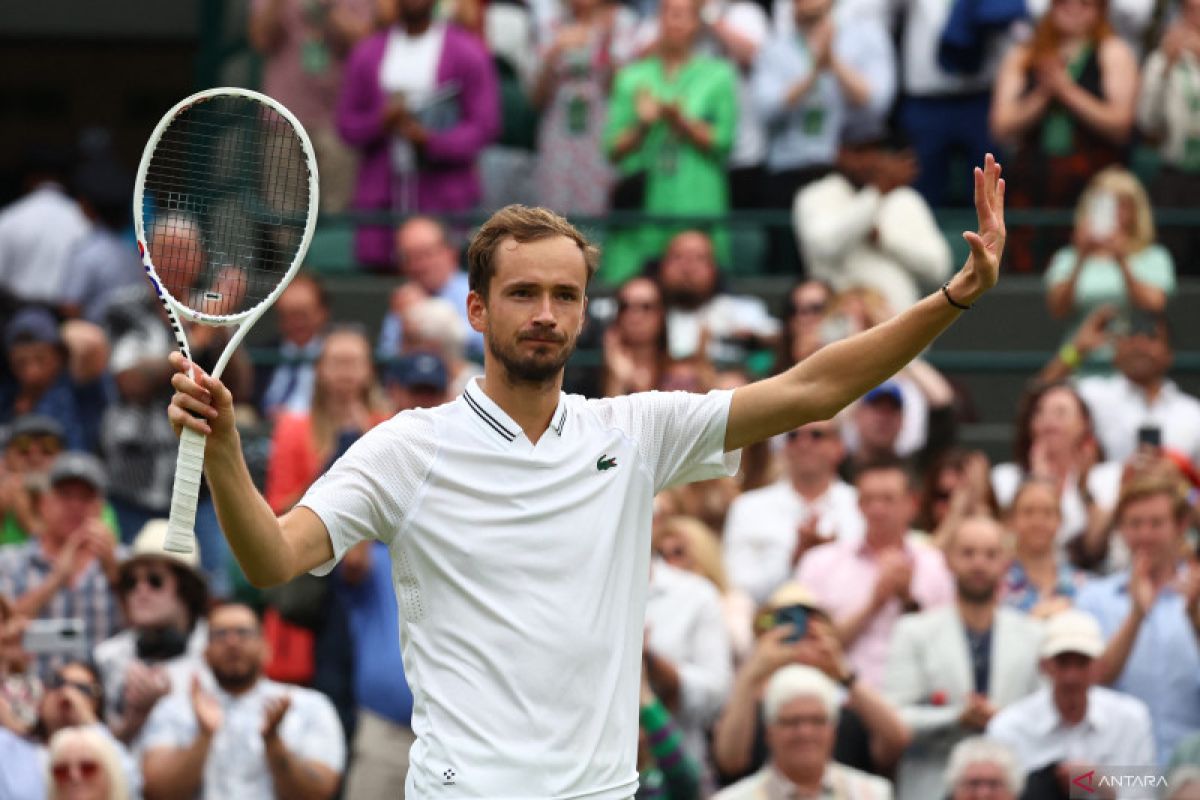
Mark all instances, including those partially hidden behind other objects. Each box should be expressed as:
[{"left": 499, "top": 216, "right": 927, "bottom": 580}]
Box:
[{"left": 597, "top": 455, "right": 618, "bottom": 471}]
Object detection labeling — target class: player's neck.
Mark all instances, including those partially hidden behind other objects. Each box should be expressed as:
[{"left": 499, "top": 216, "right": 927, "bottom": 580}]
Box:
[{"left": 479, "top": 370, "right": 563, "bottom": 445}]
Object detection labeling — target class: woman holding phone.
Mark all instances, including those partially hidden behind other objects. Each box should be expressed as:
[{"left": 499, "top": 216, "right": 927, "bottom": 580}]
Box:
[{"left": 1043, "top": 167, "right": 1176, "bottom": 371}]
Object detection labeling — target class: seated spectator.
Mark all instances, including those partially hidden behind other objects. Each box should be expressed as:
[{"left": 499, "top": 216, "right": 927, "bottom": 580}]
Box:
[
  {"left": 247, "top": 0, "right": 375, "bottom": 215},
  {"left": 797, "top": 459, "right": 955, "bottom": 688},
  {"left": 918, "top": 449, "right": 997, "bottom": 550},
  {"left": 712, "top": 583, "right": 911, "bottom": 783},
  {"left": 644, "top": 555, "right": 734, "bottom": 771},
  {"left": 256, "top": 273, "right": 330, "bottom": 419},
  {"left": 1139, "top": 0, "right": 1200, "bottom": 276},
  {"left": 94, "top": 520, "right": 208, "bottom": 745},
  {"left": 795, "top": 137, "right": 952, "bottom": 314},
  {"left": 46, "top": 724, "right": 130, "bottom": 800},
  {"left": 991, "top": 382, "right": 1122, "bottom": 564},
  {"left": 376, "top": 217, "right": 484, "bottom": 359},
  {"left": 715, "top": 665, "right": 893, "bottom": 799},
  {"left": 141, "top": 603, "right": 345, "bottom": 800},
  {"left": 603, "top": 277, "right": 667, "bottom": 397},
  {"left": 945, "top": 737, "right": 1025, "bottom": 800},
  {"left": 1077, "top": 475, "right": 1200, "bottom": 765},
  {"left": 1043, "top": 169, "right": 1174, "bottom": 371},
  {"left": 724, "top": 419, "right": 864, "bottom": 606},
  {"left": 36, "top": 661, "right": 140, "bottom": 796},
  {"left": 386, "top": 350, "right": 451, "bottom": 412},
  {"left": 987, "top": 609, "right": 1156, "bottom": 796},
  {"left": 336, "top": 0, "right": 499, "bottom": 268},
  {"left": 61, "top": 156, "right": 143, "bottom": 324},
  {"left": 1, "top": 414, "right": 66, "bottom": 546},
  {"left": 1001, "top": 479, "right": 1088, "bottom": 618},
  {"left": 992, "top": 0, "right": 1137, "bottom": 273},
  {"left": 603, "top": 0, "right": 737, "bottom": 283},
  {"left": 776, "top": 279, "right": 834, "bottom": 367},
  {"left": 1, "top": 307, "right": 111, "bottom": 453},
  {"left": 530, "top": 0, "right": 625, "bottom": 214},
  {"left": 654, "top": 514, "right": 755, "bottom": 661},
  {"left": 0, "top": 146, "right": 91, "bottom": 308},
  {"left": 1042, "top": 309, "right": 1200, "bottom": 466},
  {"left": 333, "top": 540, "right": 415, "bottom": 800},
  {"left": 0, "top": 453, "right": 121, "bottom": 679},
  {"left": 657, "top": 230, "right": 780, "bottom": 366},
  {"left": 636, "top": 662, "right": 701, "bottom": 799},
  {"left": 884, "top": 516, "right": 1043, "bottom": 800},
  {"left": 265, "top": 326, "right": 388, "bottom": 513}
]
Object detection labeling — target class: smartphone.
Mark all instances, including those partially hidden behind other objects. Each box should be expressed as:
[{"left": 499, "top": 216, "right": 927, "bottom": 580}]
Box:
[
  {"left": 773, "top": 605, "right": 810, "bottom": 643},
  {"left": 1088, "top": 191, "right": 1117, "bottom": 239},
  {"left": 1137, "top": 425, "right": 1162, "bottom": 449},
  {"left": 23, "top": 618, "right": 87, "bottom": 657}
]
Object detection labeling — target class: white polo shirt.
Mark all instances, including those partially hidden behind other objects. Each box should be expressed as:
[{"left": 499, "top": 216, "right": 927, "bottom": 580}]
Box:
[
  {"left": 300, "top": 380, "right": 740, "bottom": 799},
  {"left": 1076, "top": 375, "right": 1200, "bottom": 466}
]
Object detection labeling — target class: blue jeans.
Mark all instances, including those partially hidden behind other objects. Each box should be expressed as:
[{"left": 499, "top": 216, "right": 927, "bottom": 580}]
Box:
[{"left": 900, "top": 92, "right": 997, "bottom": 207}]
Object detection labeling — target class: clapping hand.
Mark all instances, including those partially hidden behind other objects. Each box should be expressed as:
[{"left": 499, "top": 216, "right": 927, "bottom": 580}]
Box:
[
  {"left": 261, "top": 694, "right": 292, "bottom": 741},
  {"left": 190, "top": 674, "right": 223, "bottom": 736}
]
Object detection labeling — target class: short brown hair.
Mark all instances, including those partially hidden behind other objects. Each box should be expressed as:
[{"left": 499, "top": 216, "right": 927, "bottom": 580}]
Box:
[
  {"left": 1115, "top": 474, "right": 1190, "bottom": 525},
  {"left": 466, "top": 205, "right": 600, "bottom": 299}
]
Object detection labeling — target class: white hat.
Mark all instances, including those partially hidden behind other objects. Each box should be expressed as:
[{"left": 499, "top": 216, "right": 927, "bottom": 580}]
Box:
[
  {"left": 125, "top": 519, "right": 201, "bottom": 571},
  {"left": 763, "top": 665, "right": 840, "bottom": 724},
  {"left": 1040, "top": 609, "right": 1104, "bottom": 659}
]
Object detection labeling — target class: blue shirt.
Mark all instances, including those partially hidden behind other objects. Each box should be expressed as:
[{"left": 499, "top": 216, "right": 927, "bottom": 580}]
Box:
[
  {"left": 1076, "top": 570, "right": 1200, "bottom": 765},
  {"left": 0, "top": 728, "right": 43, "bottom": 800},
  {"left": 335, "top": 541, "right": 413, "bottom": 725}
]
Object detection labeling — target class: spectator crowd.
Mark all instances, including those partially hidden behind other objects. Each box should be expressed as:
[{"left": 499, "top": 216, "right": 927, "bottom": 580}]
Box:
[{"left": 1, "top": 0, "right": 1200, "bottom": 797}]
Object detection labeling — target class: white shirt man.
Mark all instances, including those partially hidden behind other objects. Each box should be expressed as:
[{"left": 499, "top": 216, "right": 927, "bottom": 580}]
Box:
[
  {"left": 645, "top": 560, "right": 734, "bottom": 768},
  {"left": 1077, "top": 375, "right": 1200, "bottom": 465},
  {"left": 987, "top": 610, "right": 1156, "bottom": 798},
  {"left": 301, "top": 380, "right": 739, "bottom": 797},
  {"left": 0, "top": 181, "right": 91, "bottom": 305}
]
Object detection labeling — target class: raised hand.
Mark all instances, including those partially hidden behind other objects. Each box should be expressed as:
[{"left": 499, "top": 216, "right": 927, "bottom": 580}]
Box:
[
  {"left": 961, "top": 153, "right": 1006, "bottom": 299},
  {"left": 167, "top": 351, "right": 237, "bottom": 444},
  {"left": 261, "top": 694, "right": 292, "bottom": 740},
  {"left": 190, "top": 674, "right": 223, "bottom": 736}
]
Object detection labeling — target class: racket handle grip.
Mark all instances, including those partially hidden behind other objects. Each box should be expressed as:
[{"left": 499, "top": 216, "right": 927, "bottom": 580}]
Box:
[{"left": 165, "top": 427, "right": 207, "bottom": 554}]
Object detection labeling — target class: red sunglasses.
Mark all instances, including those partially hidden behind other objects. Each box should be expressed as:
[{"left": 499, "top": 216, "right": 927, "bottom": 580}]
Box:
[{"left": 51, "top": 759, "right": 100, "bottom": 783}]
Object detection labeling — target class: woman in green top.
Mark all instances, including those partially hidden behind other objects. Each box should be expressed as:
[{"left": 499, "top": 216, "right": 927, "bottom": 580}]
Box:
[
  {"left": 1044, "top": 167, "right": 1176, "bottom": 371},
  {"left": 603, "top": 0, "right": 738, "bottom": 284}
]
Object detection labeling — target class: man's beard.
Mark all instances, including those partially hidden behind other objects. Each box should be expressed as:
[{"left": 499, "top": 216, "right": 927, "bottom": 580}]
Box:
[
  {"left": 487, "top": 329, "right": 576, "bottom": 386},
  {"left": 957, "top": 577, "right": 998, "bottom": 605},
  {"left": 662, "top": 286, "right": 709, "bottom": 311},
  {"left": 211, "top": 662, "right": 260, "bottom": 694}
]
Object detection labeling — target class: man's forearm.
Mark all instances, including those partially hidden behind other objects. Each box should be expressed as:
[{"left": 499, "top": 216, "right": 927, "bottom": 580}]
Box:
[
  {"left": 1094, "top": 610, "right": 1142, "bottom": 685},
  {"left": 205, "top": 436, "right": 295, "bottom": 588},
  {"left": 845, "top": 681, "right": 911, "bottom": 768},
  {"left": 264, "top": 736, "right": 338, "bottom": 800},
  {"left": 711, "top": 670, "right": 763, "bottom": 775},
  {"left": 143, "top": 736, "right": 212, "bottom": 800}
]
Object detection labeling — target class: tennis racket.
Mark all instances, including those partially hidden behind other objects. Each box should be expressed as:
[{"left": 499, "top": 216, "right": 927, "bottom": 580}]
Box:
[{"left": 134, "top": 88, "right": 319, "bottom": 554}]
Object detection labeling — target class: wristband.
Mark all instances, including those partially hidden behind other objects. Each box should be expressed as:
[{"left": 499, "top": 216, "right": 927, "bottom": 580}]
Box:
[
  {"left": 1059, "top": 343, "right": 1081, "bottom": 369},
  {"left": 941, "top": 281, "right": 971, "bottom": 310}
]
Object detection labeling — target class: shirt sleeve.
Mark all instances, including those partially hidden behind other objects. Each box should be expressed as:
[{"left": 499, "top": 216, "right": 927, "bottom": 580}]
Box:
[
  {"left": 138, "top": 694, "right": 198, "bottom": 751},
  {"left": 1043, "top": 247, "right": 1078, "bottom": 287},
  {"left": 282, "top": 690, "right": 347, "bottom": 772},
  {"left": 1131, "top": 245, "right": 1177, "bottom": 294},
  {"left": 594, "top": 390, "right": 741, "bottom": 493},
  {"left": 298, "top": 412, "right": 439, "bottom": 577}
]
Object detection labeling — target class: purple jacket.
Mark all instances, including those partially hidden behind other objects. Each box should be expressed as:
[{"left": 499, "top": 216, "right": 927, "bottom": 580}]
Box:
[{"left": 338, "top": 25, "right": 500, "bottom": 267}]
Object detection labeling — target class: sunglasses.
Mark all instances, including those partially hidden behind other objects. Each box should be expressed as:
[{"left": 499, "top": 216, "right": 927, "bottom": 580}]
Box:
[
  {"left": 51, "top": 760, "right": 101, "bottom": 783},
  {"left": 792, "top": 302, "right": 827, "bottom": 317},
  {"left": 617, "top": 299, "right": 660, "bottom": 313},
  {"left": 49, "top": 674, "right": 100, "bottom": 699},
  {"left": 9, "top": 433, "right": 63, "bottom": 456},
  {"left": 786, "top": 428, "right": 834, "bottom": 442},
  {"left": 119, "top": 570, "right": 168, "bottom": 594}
]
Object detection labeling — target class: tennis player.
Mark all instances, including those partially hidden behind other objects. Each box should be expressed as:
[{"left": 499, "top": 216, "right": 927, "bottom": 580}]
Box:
[{"left": 167, "top": 156, "right": 1006, "bottom": 798}]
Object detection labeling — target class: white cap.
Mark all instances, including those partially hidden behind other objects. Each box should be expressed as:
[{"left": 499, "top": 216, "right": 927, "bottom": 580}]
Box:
[
  {"left": 125, "top": 519, "right": 201, "bottom": 571},
  {"left": 1040, "top": 609, "right": 1104, "bottom": 659},
  {"left": 762, "top": 665, "right": 840, "bottom": 724}
]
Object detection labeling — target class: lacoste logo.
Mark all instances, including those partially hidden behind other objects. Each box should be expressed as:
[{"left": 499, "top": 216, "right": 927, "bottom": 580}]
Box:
[{"left": 597, "top": 454, "right": 618, "bottom": 471}]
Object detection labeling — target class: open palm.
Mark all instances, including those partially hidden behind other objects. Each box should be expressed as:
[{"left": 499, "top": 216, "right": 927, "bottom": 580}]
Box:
[{"left": 963, "top": 153, "right": 1006, "bottom": 291}]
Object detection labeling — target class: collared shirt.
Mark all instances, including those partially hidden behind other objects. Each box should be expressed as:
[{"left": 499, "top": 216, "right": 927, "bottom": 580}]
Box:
[
  {"left": 646, "top": 560, "right": 733, "bottom": 766},
  {"left": 1076, "top": 571, "right": 1200, "bottom": 765},
  {"left": 1076, "top": 374, "right": 1200, "bottom": 466},
  {"left": 300, "top": 380, "right": 739, "bottom": 798},
  {"left": 987, "top": 686, "right": 1156, "bottom": 795},
  {"left": 140, "top": 676, "right": 345, "bottom": 800},
  {"left": 1000, "top": 559, "right": 1088, "bottom": 614},
  {"left": 795, "top": 536, "right": 955, "bottom": 688},
  {"left": 724, "top": 478, "right": 865, "bottom": 605},
  {"left": 0, "top": 541, "right": 122, "bottom": 680},
  {"left": 715, "top": 762, "right": 893, "bottom": 800},
  {"left": 261, "top": 337, "right": 323, "bottom": 416}
]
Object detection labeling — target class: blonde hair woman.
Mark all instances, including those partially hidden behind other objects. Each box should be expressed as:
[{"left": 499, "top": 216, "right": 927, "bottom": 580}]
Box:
[
  {"left": 47, "top": 725, "right": 129, "bottom": 800},
  {"left": 654, "top": 515, "right": 755, "bottom": 660},
  {"left": 1044, "top": 167, "right": 1176, "bottom": 370}
]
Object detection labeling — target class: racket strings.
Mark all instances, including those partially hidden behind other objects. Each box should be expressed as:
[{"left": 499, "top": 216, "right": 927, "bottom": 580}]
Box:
[{"left": 142, "top": 97, "right": 311, "bottom": 317}]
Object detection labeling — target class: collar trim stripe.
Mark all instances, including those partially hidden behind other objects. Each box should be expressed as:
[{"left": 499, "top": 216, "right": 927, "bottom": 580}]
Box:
[
  {"left": 553, "top": 406, "right": 568, "bottom": 436},
  {"left": 463, "top": 390, "right": 517, "bottom": 441}
]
